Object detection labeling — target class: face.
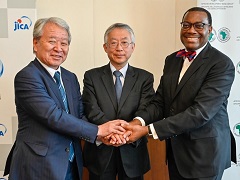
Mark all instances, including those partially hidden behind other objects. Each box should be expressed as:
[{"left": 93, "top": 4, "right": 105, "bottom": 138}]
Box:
[
  {"left": 180, "top": 11, "right": 212, "bottom": 51},
  {"left": 33, "top": 22, "right": 69, "bottom": 69},
  {"left": 103, "top": 28, "right": 135, "bottom": 70}
]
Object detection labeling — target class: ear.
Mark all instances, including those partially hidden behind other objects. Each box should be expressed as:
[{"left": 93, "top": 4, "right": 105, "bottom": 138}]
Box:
[
  {"left": 208, "top": 26, "right": 213, "bottom": 35},
  {"left": 103, "top": 43, "right": 108, "bottom": 53},
  {"left": 33, "top": 38, "right": 38, "bottom": 53},
  {"left": 131, "top": 43, "right": 136, "bottom": 50}
]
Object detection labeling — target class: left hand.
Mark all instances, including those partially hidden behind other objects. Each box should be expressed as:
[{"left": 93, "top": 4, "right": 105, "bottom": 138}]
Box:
[{"left": 122, "top": 124, "right": 148, "bottom": 143}]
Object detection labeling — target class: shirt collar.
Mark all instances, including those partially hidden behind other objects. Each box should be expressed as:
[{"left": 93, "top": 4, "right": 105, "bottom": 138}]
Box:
[
  {"left": 185, "top": 42, "right": 208, "bottom": 59},
  {"left": 36, "top": 58, "right": 61, "bottom": 78},
  {"left": 110, "top": 63, "right": 128, "bottom": 78}
]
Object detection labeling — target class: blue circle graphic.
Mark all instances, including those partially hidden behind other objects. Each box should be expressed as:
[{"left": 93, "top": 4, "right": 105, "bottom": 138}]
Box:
[{"left": 0, "top": 59, "right": 4, "bottom": 77}]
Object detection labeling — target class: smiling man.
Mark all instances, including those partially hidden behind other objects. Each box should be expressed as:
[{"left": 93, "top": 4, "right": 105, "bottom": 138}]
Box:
[
  {"left": 4, "top": 17, "right": 128, "bottom": 180},
  {"left": 121, "top": 7, "right": 237, "bottom": 180}
]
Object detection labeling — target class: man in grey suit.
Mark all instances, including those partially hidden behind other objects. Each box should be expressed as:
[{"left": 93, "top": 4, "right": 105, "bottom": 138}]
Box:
[
  {"left": 82, "top": 23, "right": 155, "bottom": 180},
  {"left": 4, "top": 17, "right": 127, "bottom": 180},
  {"left": 121, "top": 7, "right": 237, "bottom": 180}
]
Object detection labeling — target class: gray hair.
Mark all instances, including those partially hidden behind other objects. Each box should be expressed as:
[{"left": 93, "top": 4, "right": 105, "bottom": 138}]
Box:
[
  {"left": 104, "top": 23, "right": 135, "bottom": 44},
  {"left": 33, "top": 17, "right": 71, "bottom": 44}
]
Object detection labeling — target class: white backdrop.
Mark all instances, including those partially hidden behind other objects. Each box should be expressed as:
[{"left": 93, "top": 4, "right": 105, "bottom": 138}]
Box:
[
  {"left": 0, "top": 0, "right": 36, "bottom": 178},
  {"left": 198, "top": 0, "right": 240, "bottom": 179}
]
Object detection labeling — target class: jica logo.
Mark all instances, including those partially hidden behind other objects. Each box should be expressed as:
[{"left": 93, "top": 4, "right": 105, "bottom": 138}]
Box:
[
  {"left": 14, "top": 16, "right": 32, "bottom": 31},
  {"left": 0, "top": 123, "right": 7, "bottom": 136},
  {"left": 233, "top": 123, "right": 240, "bottom": 136}
]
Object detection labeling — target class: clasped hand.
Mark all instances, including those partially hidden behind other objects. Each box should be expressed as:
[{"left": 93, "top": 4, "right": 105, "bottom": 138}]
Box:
[{"left": 98, "top": 119, "right": 149, "bottom": 147}]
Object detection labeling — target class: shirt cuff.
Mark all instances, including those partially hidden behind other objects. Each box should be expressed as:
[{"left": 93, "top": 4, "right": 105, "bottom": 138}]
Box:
[
  {"left": 150, "top": 124, "right": 158, "bottom": 139},
  {"left": 134, "top": 116, "right": 145, "bottom": 126},
  {"left": 95, "top": 140, "right": 102, "bottom": 146}
]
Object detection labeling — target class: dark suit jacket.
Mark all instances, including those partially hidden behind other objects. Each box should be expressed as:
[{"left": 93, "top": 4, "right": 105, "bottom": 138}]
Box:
[
  {"left": 136, "top": 43, "right": 236, "bottom": 179},
  {"left": 5, "top": 59, "right": 98, "bottom": 180},
  {"left": 82, "top": 64, "right": 155, "bottom": 178}
]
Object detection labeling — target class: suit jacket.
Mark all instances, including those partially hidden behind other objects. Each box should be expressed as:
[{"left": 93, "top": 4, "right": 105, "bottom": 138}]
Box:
[
  {"left": 136, "top": 43, "right": 236, "bottom": 178},
  {"left": 82, "top": 64, "right": 155, "bottom": 178},
  {"left": 4, "top": 59, "right": 98, "bottom": 180}
]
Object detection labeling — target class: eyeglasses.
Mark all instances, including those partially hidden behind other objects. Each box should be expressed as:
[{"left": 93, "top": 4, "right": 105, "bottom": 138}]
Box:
[
  {"left": 107, "top": 41, "right": 133, "bottom": 49},
  {"left": 180, "top": 22, "right": 211, "bottom": 31}
]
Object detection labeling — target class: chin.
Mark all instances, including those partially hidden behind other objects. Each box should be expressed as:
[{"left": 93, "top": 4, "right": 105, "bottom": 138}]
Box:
[{"left": 185, "top": 45, "right": 199, "bottom": 51}]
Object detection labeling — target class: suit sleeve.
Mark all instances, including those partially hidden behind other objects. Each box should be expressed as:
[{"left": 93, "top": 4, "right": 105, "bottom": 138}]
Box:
[
  {"left": 138, "top": 53, "right": 235, "bottom": 140},
  {"left": 15, "top": 69, "right": 98, "bottom": 143}
]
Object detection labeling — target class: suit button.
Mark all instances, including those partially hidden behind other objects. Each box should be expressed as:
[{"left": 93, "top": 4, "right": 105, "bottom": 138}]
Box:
[{"left": 65, "top": 148, "right": 70, "bottom": 152}]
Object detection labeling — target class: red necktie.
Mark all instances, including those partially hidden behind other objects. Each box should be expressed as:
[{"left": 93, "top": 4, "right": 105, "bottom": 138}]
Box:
[{"left": 176, "top": 49, "right": 196, "bottom": 61}]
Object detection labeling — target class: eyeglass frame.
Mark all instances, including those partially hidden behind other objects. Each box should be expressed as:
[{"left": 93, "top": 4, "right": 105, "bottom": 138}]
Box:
[
  {"left": 180, "top": 22, "right": 211, "bottom": 31},
  {"left": 106, "top": 41, "right": 134, "bottom": 49}
]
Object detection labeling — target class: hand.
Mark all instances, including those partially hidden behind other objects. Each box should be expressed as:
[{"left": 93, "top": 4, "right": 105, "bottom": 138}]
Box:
[
  {"left": 109, "top": 133, "right": 127, "bottom": 146},
  {"left": 97, "top": 120, "right": 128, "bottom": 139},
  {"left": 122, "top": 124, "right": 148, "bottom": 143},
  {"left": 122, "top": 118, "right": 142, "bottom": 141},
  {"left": 98, "top": 133, "right": 127, "bottom": 147}
]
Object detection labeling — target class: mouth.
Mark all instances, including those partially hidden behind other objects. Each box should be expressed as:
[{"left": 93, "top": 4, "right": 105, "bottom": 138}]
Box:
[
  {"left": 51, "top": 54, "right": 62, "bottom": 59},
  {"left": 114, "top": 54, "right": 125, "bottom": 58},
  {"left": 186, "top": 37, "right": 199, "bottom": 40}
]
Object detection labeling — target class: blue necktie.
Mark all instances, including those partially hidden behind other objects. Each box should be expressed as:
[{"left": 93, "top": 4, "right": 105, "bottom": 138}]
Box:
[
  {"left": 113, "top": 70, "right": 122, "bottom": 104},
  {"left": 54, "top": 71, "right": 74, "bottom": 162}
]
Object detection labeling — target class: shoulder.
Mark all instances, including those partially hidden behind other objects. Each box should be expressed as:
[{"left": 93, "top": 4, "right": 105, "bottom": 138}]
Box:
[
  {"left": 16, "top": 60, "right": 41, "bottom": 79},
  {"left": 205, "top": 45, "right": 234, "bottom": 69},
  {"left": 84, "top": 64, "right": 109, "bottom": 76},
  {"left": 129, "top": 65, "right": 153, "bottom": 76}
]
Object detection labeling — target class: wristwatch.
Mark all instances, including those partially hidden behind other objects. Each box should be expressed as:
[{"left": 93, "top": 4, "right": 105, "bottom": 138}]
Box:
[{"left": 148, "top": 125, "right": 153, "bottom": 136}]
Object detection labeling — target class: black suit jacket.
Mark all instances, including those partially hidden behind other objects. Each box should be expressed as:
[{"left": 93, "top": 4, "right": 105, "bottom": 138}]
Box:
[
  {"left": 82, "top": 64, "right": 155, "bottom": 177},
  {"left": 136, "top": 43, "right": 236, "bottom": 178},
  {"left": 4, "top": 59, "right": 98, "bottom": 180}
]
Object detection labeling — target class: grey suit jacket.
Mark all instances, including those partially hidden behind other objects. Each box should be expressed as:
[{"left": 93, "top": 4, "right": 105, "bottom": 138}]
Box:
[
  {"left": 82, "top": 64, "right": 155, "bottom": 177},
  {"left": 5, "top": 59, "right": 98, "bottom": 180},
  {"left": 136, "top": 43, "right": 236, "bottom": 178}
]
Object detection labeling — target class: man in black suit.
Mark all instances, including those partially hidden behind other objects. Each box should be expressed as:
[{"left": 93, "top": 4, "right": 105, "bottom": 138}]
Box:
[
  {"left": 121, "top": 7, "right": 236, "bottom": 180},
  {"left": 4, "top": 17, "right": 127, "bottom": 180},
  {"left": 82, "top": 23, "right": 155, "bottom": 180}
]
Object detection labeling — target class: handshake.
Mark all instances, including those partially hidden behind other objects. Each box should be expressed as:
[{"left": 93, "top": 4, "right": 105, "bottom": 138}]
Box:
[{"left": 96, "top": 119, "right": 149, "bottom": 146}]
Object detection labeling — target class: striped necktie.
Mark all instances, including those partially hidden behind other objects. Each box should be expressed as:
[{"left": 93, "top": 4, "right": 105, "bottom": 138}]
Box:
[{"left": 54, "top": 71, "right": 74, "bottom": 162}]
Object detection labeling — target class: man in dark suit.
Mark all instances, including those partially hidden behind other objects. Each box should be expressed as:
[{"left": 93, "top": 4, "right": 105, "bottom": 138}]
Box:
[
  {"left": 82, "top": 23, "right": 155, "bottom": 180},
  {"left": 4, "top": 17, "right": 127, "bottom": 180},
  {"left": 121, "top": 7, "right": 236, "bottom": 180}
]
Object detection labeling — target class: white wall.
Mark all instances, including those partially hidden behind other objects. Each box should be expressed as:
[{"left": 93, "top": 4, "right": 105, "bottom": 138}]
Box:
[{"left": 36, "top": 0, "right": 196, "bottom": 89}]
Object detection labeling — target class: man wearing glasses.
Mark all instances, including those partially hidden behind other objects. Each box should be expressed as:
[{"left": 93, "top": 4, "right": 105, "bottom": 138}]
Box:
[
  {"left": 82, "top": 23, "right": 155, "bottom": 180},
  {"left": 121, "top": 7, "right": 236, "bottom": 180}
]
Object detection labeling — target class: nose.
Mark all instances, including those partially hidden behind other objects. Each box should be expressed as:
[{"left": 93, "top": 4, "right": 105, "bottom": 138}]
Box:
[
  {"left": 115, "top": 42, "right": 123, "bottom": 51},
  {"left": 188, "top": 24, "right": 197, "bottom": 32},
  {"left": 53, "top": 41, "right": 63, "bottom": 51}
]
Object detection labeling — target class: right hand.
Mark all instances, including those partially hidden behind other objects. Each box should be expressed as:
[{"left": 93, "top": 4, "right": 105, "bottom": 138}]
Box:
[{"left": 97, "top": 119, "right": 128, "bottom": 139}]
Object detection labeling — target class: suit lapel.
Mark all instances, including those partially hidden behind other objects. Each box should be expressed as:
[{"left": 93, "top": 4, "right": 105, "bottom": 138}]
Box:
[
  {"left": 101, "top": 65, "right": 118, "bottom": 112},
  {"left": 33, "top": 59, "right": 66, "bottom": 110},
  {"left": 170, "top": 57, "right": 184, "bottom": 99},
  {"left": 173, "top": 43, "right": 210, "bottom": 99},
  {"left": 33, "top": 59, "right": 74, "bottom": 113},
  {"left": 118, "top": 65, "right": 137, "bottom": 111}
]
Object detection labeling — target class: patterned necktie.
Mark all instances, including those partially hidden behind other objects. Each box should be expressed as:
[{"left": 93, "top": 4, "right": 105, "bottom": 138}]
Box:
[
  {"left": 176, "top": 49, "right": 196, "bottom": 61},
  {"left": 54, "top": 71, "right": 74, "bottom": 162},
  {"left": 113, "top": 70, "right": 122, "bottom": 103},
  {"left": 54, "top": 71, "right": 69, "bottom": 113}
]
